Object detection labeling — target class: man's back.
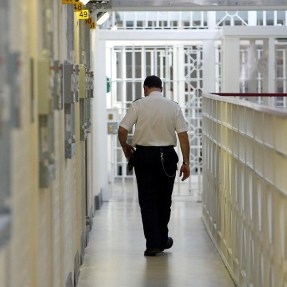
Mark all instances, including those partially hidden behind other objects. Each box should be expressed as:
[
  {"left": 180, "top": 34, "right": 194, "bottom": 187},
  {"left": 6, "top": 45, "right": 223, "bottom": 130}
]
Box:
[{"left": 122, "top": 91, "right": 186, "bottom": 147}]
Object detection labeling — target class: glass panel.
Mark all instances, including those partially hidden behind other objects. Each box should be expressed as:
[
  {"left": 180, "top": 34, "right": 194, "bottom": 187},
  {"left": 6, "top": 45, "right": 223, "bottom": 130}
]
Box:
[
  {"left": 146, "top": 52, "right": 151, "bottom": 76},
  {"left": 277, "top": 11, "right": 285, "bottom": 25},
  {"left": 126, "top": 82, "right": 133, "bottom": 102},
  {"left": 117, "top": 82, "right": 122, "bottom": 102},
  {"left": 135, "top": 52, "right": 141, "bottom": 78},
  {"left": 126, "top": 52, "right": 132, "bottom": 78},
  {"left": 275, "top": 46, "right": 287, "bottom": 94},
  {"left": 116, "top": 149, "right": 122, "bottom": 162},
  {"left": 116, "top": 51, "right": 122, "bottom": 79},
  {"left": 276, "top": 80, "right": 284, "bottom": 93},
  {"left": 257, "top": 11, "right": 263, "bottom": 25},
  {"left": 266, "top": 11, "right": 274, "bottom": 25},
  {"left": 135, "top": 82, "right": 142, "bottom": 99},
  {"left": 126, "top": 21, "right": 134, "bottom": 28}
]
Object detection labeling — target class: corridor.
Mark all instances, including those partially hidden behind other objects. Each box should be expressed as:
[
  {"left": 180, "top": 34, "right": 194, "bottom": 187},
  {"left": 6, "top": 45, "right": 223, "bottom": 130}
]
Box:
[
  {"left": 78, "top": 181, "right": 235, "bottom": 287},
  {"left": 1, "top": 1, "right": 287, "bottom": 286}
]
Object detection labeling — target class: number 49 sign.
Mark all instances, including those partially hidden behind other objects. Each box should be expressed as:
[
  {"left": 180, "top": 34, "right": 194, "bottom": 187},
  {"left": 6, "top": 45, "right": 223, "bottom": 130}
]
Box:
[{"left": 77, "top": 10, "right": 90, "bottom": 19}]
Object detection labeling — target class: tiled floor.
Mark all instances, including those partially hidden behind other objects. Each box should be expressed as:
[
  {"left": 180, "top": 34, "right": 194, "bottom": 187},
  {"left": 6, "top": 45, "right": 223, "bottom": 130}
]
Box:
[{"left": 78, "top": 180, "right": 235, "bottom": 287}]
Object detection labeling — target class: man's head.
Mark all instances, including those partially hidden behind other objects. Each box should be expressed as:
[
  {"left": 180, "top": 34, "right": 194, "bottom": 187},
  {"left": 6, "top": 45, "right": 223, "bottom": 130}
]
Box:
[{"left": 143, "top": 75, "right": 162, "bottom": 96}]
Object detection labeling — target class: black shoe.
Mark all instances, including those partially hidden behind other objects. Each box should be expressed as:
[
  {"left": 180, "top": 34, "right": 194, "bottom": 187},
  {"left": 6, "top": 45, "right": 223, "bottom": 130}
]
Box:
[
  {"left": 144, "top": 248, "right": 160, "bottom": 256},
  {"left": 160, "top": 237, "right": 173, "bottom": 251}
]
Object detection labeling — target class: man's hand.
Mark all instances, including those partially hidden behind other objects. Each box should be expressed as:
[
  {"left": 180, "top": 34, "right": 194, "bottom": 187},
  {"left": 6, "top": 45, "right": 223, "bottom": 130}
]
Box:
[
  {"left": 122, "top": 143, "right": 135, "bottom": 160},
  {"left": 177, "top": 131, "right": 190, "bottom": 181},
  {"left": 179, "top": 164, "right": 190, "bottom": 181},
  {"left": 118, "top": 126, "right": 135, "bottom": 159}
]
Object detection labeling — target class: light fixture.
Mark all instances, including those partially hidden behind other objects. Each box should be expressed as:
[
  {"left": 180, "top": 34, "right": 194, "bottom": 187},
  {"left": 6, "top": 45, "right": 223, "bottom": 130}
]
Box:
[
  {"left": 81, "top": 0, "right": 90, "bottom": 5},
  {"left": 97, "top": 12, "right": 109, "bottom": 25}
]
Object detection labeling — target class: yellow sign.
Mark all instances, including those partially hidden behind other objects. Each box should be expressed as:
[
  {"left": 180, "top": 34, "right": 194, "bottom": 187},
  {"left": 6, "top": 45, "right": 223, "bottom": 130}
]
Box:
[
  {"left": 90, "top": 22, "right": 96, "bottom": 29},
  {"left": 74, "top": 2, "right": 84, "bottom": 11},
  {"left": 77, "top": 10, "right": 90, "bottom": 19},
  {"left": 85, "top": 17, "right": 93, "bottom": 25},
  {"left": 62, "top": 0, "right": 78, "bottom": 4}
]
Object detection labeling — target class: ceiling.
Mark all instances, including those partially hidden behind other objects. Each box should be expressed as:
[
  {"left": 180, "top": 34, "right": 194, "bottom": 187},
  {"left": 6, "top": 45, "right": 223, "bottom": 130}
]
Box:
[{"left": 88, "top": 0, "right": 287, "bottom": 11}]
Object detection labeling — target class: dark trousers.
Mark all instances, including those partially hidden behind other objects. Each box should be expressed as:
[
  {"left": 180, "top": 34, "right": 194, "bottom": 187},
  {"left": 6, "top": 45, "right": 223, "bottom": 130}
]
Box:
[{"left": 133, "top": 146, "right": 178, "bottom": 249}]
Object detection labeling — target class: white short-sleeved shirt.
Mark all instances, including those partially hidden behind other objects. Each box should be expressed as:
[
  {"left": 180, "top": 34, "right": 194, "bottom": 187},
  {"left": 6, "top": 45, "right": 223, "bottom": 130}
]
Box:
[{"left": 119, "top": 91, "right": 187, "bottom": 147}]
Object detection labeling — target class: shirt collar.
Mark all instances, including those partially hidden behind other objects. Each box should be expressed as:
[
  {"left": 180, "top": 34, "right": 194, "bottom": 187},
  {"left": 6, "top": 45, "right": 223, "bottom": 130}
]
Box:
[{"left": 148, "top": 91, "right": 162, "bottom": 97}]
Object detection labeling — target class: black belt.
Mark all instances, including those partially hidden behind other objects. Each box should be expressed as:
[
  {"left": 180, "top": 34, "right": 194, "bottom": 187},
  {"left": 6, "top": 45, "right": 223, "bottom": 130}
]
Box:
[{"left": 136, "top": 145, "right": 174, "bottom": 150}]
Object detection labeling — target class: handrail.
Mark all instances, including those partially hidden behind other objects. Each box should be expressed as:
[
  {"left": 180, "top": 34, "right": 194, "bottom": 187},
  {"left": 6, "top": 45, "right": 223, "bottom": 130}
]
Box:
[
  {"left": 213, "top": 93, "right": 287, "bottom": 97},
  {"left": 205, "top": 93, "right": 287, "bottom": 118},
  {"left": 202, "top": 93, "right": 287, "bottom": 287}
]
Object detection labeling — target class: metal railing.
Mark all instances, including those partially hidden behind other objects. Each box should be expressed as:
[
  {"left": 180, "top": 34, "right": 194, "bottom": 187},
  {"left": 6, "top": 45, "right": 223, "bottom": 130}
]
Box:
[{"left": 202, "top": 93, "right": 287, "bottom": 287}]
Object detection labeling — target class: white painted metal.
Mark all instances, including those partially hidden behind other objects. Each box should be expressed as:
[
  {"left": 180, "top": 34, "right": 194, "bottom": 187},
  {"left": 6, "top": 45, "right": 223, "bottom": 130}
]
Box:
[
  {"left": 107, "top": 0, "right": 287, "bottom": 11},
  {"left": 221, "top": 27, "right": 287, "bottom": 107},
  {"left": 92, "top": 27, "right": 109, "bottom": 201},
  {"left": 99, "top": 30, "right": 222, "bottom": 41},
  {"left": 106, "top": 42, "right": 210, "bottom": 199},
  {"left": 104, "top": 11, "right": 287, "bottom": 30},
  {"left": 222, "top": 35, "right": 240, "bottom": 92},
  {"left": 103, "top": 16, "right": 287, "bottom": 200},
  {"left": 202, "top": 93, "right": 287, "bottom": 287}
]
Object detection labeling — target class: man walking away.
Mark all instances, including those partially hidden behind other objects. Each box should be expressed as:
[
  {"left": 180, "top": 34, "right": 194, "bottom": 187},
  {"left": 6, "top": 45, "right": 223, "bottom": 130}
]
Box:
[{"left": 118, "top": 75, "right": 190, "bottom": 256}]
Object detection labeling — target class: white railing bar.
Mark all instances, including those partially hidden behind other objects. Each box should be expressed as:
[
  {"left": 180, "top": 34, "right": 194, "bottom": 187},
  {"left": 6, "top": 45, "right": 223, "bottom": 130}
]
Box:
[{"left": 204, "top": 93, "right": 287, "bottom": 118}]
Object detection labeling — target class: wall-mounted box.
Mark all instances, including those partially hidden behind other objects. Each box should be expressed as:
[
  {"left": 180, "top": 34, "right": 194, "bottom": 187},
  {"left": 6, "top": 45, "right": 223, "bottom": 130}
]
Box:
[
  {"left": 107, "top": 122, "right": 119, "bottom": 135},
  {"left": 107, "top": 109, "right": 119, "bottom": 135},
  {"left": 63, "top": 61, "right": 76, "bottom": 104}
]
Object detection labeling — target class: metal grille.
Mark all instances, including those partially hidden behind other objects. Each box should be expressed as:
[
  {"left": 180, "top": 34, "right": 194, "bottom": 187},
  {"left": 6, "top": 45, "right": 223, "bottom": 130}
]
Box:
[
  {"left": 184, "top": 46, "right": 203, "bottom": 176},
  {"left": 110, "top": 46, "right": 174, "bottom": 178},
  {"left": 216, "top": 11, "right": 248, "bottom": 26},
  {"left": 109, "top": 44, "right": 205, "bottom": 179}
]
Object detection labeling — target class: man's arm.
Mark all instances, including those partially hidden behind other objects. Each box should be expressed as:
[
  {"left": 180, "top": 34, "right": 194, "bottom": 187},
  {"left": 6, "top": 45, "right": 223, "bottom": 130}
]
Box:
[
  {"left": 118, "top": 126, "right": 135, "bottom": 159},
  {"left": 177, "top": 131, "right": 190, "bottom": 181}
]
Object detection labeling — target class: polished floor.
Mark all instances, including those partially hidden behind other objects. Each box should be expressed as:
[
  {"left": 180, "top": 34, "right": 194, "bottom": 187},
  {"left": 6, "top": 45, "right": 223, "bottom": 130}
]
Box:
[{"left": 78, "top": 179, "right": 235, "bottom": 287}]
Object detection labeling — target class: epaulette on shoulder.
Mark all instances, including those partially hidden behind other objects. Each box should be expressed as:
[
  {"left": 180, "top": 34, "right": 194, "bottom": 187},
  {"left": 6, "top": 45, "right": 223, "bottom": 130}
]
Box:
[{"left": 133, "top": 98, "right": 142, "bottom": 102}]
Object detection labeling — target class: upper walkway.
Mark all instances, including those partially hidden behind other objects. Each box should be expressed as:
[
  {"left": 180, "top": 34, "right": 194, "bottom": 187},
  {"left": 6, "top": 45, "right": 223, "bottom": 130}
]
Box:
[{"left": 78, "top": 180, "right": 235, "bottom": 287}]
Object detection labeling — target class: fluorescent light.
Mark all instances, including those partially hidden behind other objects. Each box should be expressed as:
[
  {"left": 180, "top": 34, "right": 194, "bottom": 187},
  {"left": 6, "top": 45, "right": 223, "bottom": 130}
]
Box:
[
  {"left": 81, "top": 0, "right": 90, "bottom": 5},
  {"left": 97, "top": 12, "right": 109, "bottom": 25}
]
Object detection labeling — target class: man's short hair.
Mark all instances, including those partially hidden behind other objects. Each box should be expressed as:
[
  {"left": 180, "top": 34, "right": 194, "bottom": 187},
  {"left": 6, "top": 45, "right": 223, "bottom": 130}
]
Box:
[{"left": 144, "top": 75, "right": 162, "bottom": 89}]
